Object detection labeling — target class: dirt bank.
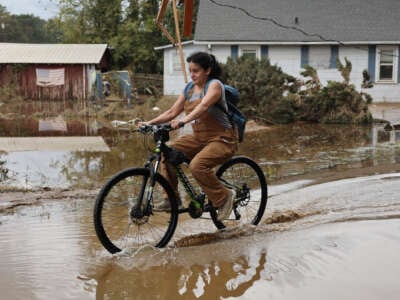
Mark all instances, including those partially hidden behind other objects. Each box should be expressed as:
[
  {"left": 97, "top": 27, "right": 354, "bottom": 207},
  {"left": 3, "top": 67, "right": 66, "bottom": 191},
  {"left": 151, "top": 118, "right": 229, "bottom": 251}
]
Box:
[{"left": 0, "top": 188, "right": 98, "bottom": 213}]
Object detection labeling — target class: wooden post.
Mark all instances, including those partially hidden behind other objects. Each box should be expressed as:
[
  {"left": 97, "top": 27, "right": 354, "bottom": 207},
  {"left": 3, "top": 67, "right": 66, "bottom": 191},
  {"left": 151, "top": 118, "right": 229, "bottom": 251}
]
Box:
[
  {"left": 183, "top": 0, "right": 194, "bottom": 37},
  {"left": 172, "top": 0, "right": 188, "bottom": 83},
  {"left": 156, "top": 0, "right": 176, "bottom": 45}
]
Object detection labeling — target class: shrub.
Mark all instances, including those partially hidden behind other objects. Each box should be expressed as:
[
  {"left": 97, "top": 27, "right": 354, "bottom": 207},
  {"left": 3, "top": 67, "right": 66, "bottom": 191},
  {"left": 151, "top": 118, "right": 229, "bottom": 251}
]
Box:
[
  {"left": 223, "top": 56, "right": 300, "bottom": 124},
  {"left": 223, "top": 56, "right": 373, "bottom": 125},
  {"left": 299, "top": 58, "right": 372, "bottom": 124}
]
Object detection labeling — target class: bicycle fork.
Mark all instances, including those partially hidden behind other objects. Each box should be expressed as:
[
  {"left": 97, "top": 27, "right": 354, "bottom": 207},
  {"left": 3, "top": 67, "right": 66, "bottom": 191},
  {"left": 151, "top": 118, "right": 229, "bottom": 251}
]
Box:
[{"left": 130, "top": 153, "right": 160, "bottom": 220}]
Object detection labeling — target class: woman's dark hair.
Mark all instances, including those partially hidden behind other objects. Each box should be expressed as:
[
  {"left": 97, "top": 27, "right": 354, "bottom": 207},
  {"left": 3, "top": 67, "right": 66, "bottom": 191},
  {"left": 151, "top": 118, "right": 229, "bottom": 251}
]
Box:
[{"left": 186, "top": 51, "right": 223, "bottom": 80}]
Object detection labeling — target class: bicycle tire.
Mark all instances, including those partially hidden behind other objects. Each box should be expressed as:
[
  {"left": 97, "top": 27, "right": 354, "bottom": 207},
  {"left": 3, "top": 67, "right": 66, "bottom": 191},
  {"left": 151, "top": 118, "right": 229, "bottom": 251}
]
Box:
[
  {"left": 210, "top": 156, "right": 268, "bottom": 229},
  {"left": 94, "top": 167, "right": 179, "bottom": 254}
]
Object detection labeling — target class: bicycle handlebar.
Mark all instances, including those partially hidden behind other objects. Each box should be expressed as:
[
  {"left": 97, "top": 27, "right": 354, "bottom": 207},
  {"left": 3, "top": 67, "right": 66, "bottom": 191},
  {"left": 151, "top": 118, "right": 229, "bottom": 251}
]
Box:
[{"left": 137, "top": 123, "right": 174, "bottom": 134}]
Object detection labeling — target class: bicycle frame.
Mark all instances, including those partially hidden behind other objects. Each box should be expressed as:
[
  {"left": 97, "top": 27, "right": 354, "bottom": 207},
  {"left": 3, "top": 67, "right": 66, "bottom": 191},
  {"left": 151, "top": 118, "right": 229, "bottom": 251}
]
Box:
[
  {"left": 137, "top": 127, "right": 206, "bottom": 218},
  {"left": 94, "top": 123, "right": 268, "bottom": 253}
]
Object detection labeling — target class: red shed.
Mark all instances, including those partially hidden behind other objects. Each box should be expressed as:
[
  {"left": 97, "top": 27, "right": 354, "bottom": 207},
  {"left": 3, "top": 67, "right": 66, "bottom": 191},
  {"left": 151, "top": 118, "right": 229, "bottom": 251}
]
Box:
[{"left": 0, "top": 43, "right": 111, "bottom": 100}]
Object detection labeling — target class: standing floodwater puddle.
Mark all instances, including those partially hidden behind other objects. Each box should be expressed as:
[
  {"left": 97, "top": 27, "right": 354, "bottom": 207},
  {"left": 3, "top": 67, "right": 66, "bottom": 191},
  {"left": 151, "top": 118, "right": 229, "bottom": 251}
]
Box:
[
  {"left": 2, "top": 116, "right": 400, "bottom": 299},
  {"left": 1, "top": 173, "right": 400, "bottom": 299},
  {"left": 1, "top": 122, "right": 400, "bottom": 189}
]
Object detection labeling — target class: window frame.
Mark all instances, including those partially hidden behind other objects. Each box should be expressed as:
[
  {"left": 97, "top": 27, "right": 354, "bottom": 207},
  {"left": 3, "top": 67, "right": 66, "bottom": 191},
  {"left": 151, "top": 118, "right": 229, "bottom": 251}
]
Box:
[
  {"left": 375, "top": 45, "right": 398, "bottom": 83},
  {"left": 239, "top": 46, "right": 259, "bottom": 59},
  {"left": 172, "top": 50, "right": 184, "bottom": 73}
]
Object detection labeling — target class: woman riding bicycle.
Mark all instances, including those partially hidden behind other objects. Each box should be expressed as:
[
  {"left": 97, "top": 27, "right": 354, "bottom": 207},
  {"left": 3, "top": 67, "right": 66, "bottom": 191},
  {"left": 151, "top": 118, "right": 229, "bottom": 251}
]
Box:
[{"left": 139, "top": 51, "right": 238, "bottom": 221}]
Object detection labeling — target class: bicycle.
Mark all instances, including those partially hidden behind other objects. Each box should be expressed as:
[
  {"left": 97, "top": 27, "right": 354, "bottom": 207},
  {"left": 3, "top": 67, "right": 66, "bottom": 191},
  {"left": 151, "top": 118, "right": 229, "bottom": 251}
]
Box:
[{"left": 94, "top": 123, "right": 268, "bottom": 254}]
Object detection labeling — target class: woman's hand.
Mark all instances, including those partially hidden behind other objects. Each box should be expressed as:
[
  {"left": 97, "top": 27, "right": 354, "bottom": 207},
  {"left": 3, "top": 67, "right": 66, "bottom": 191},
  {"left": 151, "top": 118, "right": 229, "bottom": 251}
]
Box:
[
  {"left": 138, "top": 121, "right": 151, "bottom": 127},
  {"left": 170, "top": 119, "right": 185, "bottom": 129}
]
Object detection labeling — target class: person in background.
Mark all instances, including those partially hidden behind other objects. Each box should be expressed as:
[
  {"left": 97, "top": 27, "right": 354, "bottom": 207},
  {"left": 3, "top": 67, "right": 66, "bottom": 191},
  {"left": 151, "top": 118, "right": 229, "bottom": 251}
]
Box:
[{"left": 139, "top": 51, "right": 238, "bottom": 220}]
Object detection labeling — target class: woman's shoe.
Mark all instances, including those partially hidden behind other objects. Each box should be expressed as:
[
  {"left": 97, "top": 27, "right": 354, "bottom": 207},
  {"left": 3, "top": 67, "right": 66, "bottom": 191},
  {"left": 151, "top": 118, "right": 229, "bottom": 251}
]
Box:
[{"left": 217, "top": 189, "right": 235, "bottom": 221}]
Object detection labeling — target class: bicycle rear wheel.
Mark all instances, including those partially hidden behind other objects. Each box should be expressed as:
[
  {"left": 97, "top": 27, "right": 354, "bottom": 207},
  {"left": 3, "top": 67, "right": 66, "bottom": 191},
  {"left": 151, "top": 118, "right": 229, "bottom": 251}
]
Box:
[
  {"left": 94, "top": 168, "right": 178, "bottom": 254},
  {"left": 211, "top": 156, "right": 268, "bottom": 229}
]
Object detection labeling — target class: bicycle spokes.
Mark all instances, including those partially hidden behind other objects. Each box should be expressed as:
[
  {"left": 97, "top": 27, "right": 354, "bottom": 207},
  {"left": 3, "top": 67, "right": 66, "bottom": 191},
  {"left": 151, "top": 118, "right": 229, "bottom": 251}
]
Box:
[{"left": 94, "top": 168, "right": 178, "bottom": 253}]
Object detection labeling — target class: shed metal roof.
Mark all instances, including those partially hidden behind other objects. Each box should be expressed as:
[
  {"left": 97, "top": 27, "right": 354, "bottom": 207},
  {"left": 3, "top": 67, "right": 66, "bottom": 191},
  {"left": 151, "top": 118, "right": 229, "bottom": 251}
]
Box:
[
  {"left": 0, "top": 43, "right": 108, "bottom": 64},
  {"left": 195, "top": 0, "right": 400, "bottom": 44}
]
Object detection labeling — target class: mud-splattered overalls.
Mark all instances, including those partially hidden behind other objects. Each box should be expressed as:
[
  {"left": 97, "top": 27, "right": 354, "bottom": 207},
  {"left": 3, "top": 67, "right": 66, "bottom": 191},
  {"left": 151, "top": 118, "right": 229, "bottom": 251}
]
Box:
[{"left": 161, "top": 84, "right": 238, "bottom": 207}]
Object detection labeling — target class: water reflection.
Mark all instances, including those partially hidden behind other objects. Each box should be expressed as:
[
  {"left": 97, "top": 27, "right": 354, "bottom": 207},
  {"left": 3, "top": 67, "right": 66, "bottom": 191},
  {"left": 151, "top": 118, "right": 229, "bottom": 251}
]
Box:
[
  {"left": 93, "top": 249, "right": 268, "bottom": 300},
  {"left": 1, "top": 119, "right": 400, "bottom": 189},
  {"left": 89, "top": 219, "right": 400, "bottom": 300},
  {"left": 39, "top": 116, "right": 67, "bottom": 132},
  {"left": 0, "top": 115, "right": 112, "bottom": 137}
]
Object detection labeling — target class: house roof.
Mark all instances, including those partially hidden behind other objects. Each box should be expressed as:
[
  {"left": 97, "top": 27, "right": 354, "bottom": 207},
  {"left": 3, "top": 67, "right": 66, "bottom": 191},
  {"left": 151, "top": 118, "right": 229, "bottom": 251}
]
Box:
[
  {"left": 195, "top": 0, "right": 400, "bottom": 44},
  {"left": 154, "top": 40, "right": 194, "bottom": 50},
  {"left": 0, "top": 43, "right": 108, "bottom": 64}
]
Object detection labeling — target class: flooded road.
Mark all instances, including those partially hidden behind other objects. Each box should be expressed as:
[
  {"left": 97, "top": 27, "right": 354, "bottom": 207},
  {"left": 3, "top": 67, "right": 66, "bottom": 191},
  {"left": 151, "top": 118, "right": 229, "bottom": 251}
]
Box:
[
  {"left": 1, "top": 112, "right": 400, "bottom": 299},
  {"left": 1, "top": 173, "right": 400, "bottom": 299}
]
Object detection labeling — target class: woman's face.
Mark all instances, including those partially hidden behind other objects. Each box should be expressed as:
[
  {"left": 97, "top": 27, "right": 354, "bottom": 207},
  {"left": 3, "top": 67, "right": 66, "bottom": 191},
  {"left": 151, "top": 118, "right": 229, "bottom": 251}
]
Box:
[{"left": 188, "top": 62, "right": 210, "bottom": 85}]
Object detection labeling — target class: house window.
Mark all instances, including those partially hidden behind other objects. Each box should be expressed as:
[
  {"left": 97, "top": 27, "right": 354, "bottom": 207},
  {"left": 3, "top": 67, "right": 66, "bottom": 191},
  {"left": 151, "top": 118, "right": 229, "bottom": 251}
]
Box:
[
  {"left": 376, "top": 46, "right": 398, "bottom": 83},
  {"left": 309, "top": 46, "right": 330, "bottom": 69},
  {"left": 240, "top": 46, "right": 258, "bottom": 59},
  {"left": 172, "top": 52, "right": 183, "bottom": 72}
]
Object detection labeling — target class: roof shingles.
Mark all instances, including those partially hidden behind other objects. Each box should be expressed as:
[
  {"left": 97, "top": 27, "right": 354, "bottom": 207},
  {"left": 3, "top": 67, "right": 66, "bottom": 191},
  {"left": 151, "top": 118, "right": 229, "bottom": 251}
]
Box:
[{"left": 195, "top": 0, "right": 400, "bottom": 43}]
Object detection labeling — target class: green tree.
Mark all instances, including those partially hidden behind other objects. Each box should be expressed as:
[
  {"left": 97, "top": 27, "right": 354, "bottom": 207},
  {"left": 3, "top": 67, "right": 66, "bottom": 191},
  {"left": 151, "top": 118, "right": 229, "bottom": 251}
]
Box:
[
  {"left": 0, "top": 5, "right": 12, "bottom": 42},
  {"left": 56, "top": 0, "right": 166, "bottom": 72},
  {"left": 12, "top": 14, "right": 49, "bottom": 42},
  {"left": 0, "top": 5, "right": 57, "bottom": 43},
  {"left": 58, "top": 0, "right": 122, "bottom": 43},
  {"left": 111, "top": 0, "right": 168, "bottom": 72}
]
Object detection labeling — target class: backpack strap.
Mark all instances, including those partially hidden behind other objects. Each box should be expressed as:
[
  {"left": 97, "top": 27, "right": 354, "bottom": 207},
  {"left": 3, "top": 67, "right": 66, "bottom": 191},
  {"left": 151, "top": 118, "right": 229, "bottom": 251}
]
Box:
[{"left": 183, "top": 81, "right": 195, "bottom": 99}]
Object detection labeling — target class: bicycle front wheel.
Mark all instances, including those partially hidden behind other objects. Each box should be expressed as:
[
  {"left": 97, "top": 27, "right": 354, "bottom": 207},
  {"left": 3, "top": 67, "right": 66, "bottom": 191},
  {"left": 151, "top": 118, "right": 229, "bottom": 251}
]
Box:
[
  {"left": 94, "top": 168, "right": 178, "bottom": 254},
  {"left": 211, "top": 156, "right": 268, "bottom": 229}
]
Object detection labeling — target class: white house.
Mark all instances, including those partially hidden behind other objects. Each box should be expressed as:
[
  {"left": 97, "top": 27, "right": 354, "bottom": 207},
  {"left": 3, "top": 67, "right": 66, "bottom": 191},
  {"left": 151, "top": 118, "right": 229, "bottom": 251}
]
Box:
[{"left": 156, "top": 0, "right": 400, "bottom": 102}]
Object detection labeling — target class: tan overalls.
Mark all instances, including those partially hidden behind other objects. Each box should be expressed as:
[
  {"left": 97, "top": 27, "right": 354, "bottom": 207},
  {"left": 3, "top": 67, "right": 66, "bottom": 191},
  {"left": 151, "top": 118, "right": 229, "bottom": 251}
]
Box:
[{"left": 161, "top": 90, "right": 238, "bottom": 207}]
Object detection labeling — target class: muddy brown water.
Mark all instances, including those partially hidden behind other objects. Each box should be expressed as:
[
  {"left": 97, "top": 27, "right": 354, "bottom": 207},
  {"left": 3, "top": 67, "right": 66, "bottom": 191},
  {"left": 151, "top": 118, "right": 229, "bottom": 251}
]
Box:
[{"left": 1, "top": 117, "right": 400, "bottom": 299}]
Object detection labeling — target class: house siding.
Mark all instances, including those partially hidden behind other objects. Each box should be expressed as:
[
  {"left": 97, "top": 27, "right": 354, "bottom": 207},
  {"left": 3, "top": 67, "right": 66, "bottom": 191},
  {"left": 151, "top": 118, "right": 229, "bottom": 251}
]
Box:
[
  {"left": 162, "top": 44, "right": 400, "bottom": 101},
  {"left": 163, "top": 44, "right": 205, "bottom": 95}
]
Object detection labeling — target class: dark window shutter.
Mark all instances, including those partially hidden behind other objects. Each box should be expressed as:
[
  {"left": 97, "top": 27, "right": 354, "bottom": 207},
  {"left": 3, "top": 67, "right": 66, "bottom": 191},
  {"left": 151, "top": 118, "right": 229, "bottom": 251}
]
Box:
[
  {"left": 398, "top": 45, "right": 400, "bottom": 83},
  {"left": 330, "top": 45, "right": 339, "bottom": 68},
  {"left": 368, "top": 45, "right": 376, "bottom": 82},
  {"left": 261, "top": 45, "right": 268, "bottom": 59},
  {"left": 301, "top": 46, "right": 309, "bottom": 68},
  {"left": 231, "top": 45, "right": 239, "bottom": 61}
]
